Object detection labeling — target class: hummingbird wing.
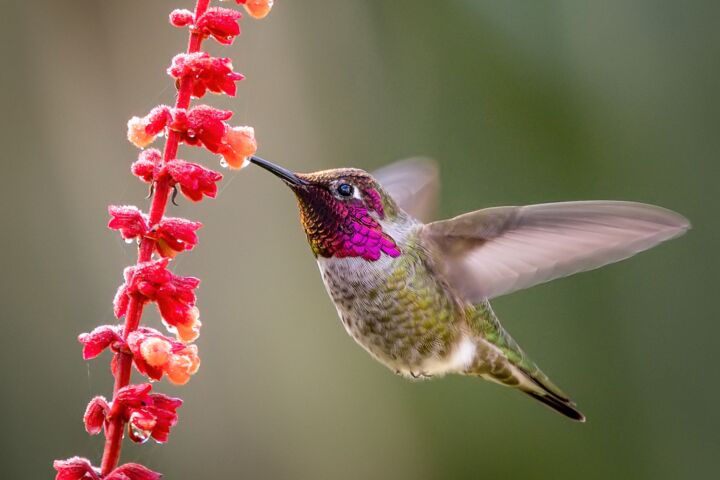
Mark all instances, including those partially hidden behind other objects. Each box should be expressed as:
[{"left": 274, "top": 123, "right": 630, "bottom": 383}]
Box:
[
  {"left": 420, "top": 201, "right": 689, "bottom": 301},
  {"left": 372, "top": 158, "right": 439, "bottom": 222}
]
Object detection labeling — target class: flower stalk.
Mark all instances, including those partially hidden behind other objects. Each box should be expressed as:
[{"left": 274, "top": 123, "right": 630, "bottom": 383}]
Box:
[{"left": 54, "top": 1, "right": 272, "bottom": 478}]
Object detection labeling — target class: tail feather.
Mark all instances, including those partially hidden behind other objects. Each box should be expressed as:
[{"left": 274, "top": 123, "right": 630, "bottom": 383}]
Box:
[{"left": 521, "top": 378, "right": 586, "bottom": 422}]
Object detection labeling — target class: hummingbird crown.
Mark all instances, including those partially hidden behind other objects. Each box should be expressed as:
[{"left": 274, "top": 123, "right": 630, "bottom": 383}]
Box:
[{"left": 290, "top": 168, "right": 402, "bottom": 261}]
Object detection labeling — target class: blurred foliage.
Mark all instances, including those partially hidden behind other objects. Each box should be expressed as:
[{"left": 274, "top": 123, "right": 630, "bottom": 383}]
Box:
[{"left": 0, "top": 1, "right": 718, "bottom": 479}]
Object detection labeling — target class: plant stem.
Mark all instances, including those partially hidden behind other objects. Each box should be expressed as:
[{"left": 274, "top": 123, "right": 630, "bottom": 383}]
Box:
[{"left": 99, "top": 0, "right": 210, "bottom": 474}]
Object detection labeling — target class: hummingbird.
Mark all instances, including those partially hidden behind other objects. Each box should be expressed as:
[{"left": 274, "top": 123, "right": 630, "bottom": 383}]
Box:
[{"left": 249, "top": 156, "right": 689, "bottom": 421}]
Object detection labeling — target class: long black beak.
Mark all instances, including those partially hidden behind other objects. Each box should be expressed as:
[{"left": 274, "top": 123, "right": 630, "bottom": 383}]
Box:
[{"left": 249, "top": 156, "right": 308, "bottom": 186}]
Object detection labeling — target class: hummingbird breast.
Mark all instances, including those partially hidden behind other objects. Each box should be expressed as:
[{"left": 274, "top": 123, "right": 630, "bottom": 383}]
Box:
[{"left": 317, "top": 230, "right": 468, "bottom": 376}]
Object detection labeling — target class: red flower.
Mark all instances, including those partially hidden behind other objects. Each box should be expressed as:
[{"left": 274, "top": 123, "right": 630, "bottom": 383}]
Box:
[
  {"left": 107, "top": 206, "right": 201, "bottom": 258},
  {"left": 148, "top": 217, "right": 202, "bottom": 258},
  {"left": 108, "top": 206, "right": 149, "bottom": 241},
  {"left": 104, "top": 464, "right": 161, "bottom": 480},
  {"left": 113, "top": 383, "right": 182, "bottom": 444},
  {"left": 113, "top": 258, "right": 201, "bottom": 342},
  {"left": 78, "top": 325, "right": 123, "bottom": 360},
  {"left": 130, "top": 149, "right": 223, "bottom": 203},
  {"left": 127, "top": 328, "right": 201, "bottom": 384},
  {"left": 53, "top": 457, "right": 100, "bottom": 480},
  {"left": 220, "top": 125, "right": 256, "bottom": 169},
  {"left": 169, "top": 52, "right": 244, "bottom": 98},
  {"left": 166, "top": 160, "right": 223, "bottom": 202},
  {"left": 84, "top": 396, "right": 110, "bottom": 435},
  {"left": 127, "top": 106, "right": 171, "bottom": 148},
  {"left": 131, "top": 149, "right": 163, "bottom": 183},
  {"left": 170, "top": 105, "right": 232, "bottom": 152},
  {"left": 194, "top": 7, "right": 242, "bottom": 45},
  {"left": 53, "top": 458, "right": 160, "bottom": 480}
]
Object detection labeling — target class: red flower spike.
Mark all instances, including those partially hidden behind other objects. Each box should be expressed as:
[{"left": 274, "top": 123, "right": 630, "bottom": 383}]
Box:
[
  {"left": 84, "top": 396, "right": 109, "bottom": 435},
  {"left": 194, "top": 7, "right": 242, "bottom": 45},
  {"left": 105, "top": 463, "right": 162, "bottom": 480},
  {"left": 149, "top": 217, "right": 202, "bottom": 258},
  {"left": 53, "top": 457, "right": 101, "bottom": 480},
  {"left": 170, "top": 105, "right": 232, "bottom": 152},
  {"left": 169, "top": 52, "right": 244, "bottom": 98},
  {"left": 242, "top": 0, "right": 274, "bottom": 19},
  {"left": 220, "top": 125, "right": 256, "bottom": 169},
  {"left": 166, "top": 160, "right": 223, "bottom": 202},
  {"left": 78, "top": 325, "right": 123, "bottom": 360},
  {"left": 62, "top": 0, "right": 270, "bottom": 472},
  {"left": 131, "top": 149, "right": 163, "bottom": 183},
  {"left": 108, "top": 205, "right": 149, "bottom": 241},
  {"left": 127, "top": 106, "right": 172, "bottom": 149},
  {"left": 169, "top": 8, "right": 194, "bottom": 28}
]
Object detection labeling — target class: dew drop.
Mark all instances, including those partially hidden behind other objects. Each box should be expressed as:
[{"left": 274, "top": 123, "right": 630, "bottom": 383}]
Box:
[
  {"left": 219, "top": 158, "right": 228, "bottom": 168},
  {"left": 124, "top": 238, "right": 134, "bottom": 244},
  {"left": 129, "top": 423, "right": 151, "bottom": 444}
]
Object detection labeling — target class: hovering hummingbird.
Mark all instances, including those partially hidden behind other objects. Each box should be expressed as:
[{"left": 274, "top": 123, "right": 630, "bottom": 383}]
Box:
[{"left": 249, "top": 156, "right": 689, "bottom": 421}]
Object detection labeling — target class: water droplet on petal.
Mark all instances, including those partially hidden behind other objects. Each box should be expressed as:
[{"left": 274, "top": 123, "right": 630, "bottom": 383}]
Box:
[
  {"left": 124, "top": 238, "right": 135, "bottom": 244},
  {"left": 219, "top": 158, "right": 228, "bottom": 168},
  {"left": 129, "top": 423, "right": 151, "bottom": 444}
]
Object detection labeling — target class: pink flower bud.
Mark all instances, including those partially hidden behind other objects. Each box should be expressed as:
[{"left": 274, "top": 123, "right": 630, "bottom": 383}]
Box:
[{"left": 169, "top": 8, "right": 194, "bottom": 27}]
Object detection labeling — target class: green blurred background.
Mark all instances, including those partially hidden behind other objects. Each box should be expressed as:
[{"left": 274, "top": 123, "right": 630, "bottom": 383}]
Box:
[{"left": 1, "top": 1, "right": 718, "bottom": 478}]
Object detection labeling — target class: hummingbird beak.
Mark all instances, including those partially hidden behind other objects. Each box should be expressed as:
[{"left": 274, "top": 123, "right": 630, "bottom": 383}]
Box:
[{"left": 249, "top": 156, "right": 308, "bottom": 187}]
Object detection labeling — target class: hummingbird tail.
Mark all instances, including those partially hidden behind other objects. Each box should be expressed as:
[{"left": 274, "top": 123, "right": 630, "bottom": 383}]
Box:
[{"left": 520, "top": 379, "right": 586, "bottom": 422}]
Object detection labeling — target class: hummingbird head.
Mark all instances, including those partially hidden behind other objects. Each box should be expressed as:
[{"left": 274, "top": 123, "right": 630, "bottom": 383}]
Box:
[{"left": 250, "top": 156, "right": 402, "bottom": 261}]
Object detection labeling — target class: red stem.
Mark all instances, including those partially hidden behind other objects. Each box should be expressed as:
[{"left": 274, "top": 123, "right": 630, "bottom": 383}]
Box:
[{"left": 100, "top": 0, "right": 211, "bottom": 474}]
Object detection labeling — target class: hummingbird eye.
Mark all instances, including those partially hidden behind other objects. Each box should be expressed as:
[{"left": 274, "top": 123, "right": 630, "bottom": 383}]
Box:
[{"left": 336, "top": 183, "right": 354, "bottom": 198}]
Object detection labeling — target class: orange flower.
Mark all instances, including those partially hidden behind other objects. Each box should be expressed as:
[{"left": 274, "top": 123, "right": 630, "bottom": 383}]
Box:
[
  {"left": 220, "top": 125, "right": 257, "bottom": 169},
  {"left": 243, "top": 0, "right": 274, "bottom": 19}
]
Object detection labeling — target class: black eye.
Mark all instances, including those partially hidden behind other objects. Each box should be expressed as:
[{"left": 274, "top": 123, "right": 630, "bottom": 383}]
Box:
[{"left": 336, "top": 183, "right": 354, "bottom": 197}]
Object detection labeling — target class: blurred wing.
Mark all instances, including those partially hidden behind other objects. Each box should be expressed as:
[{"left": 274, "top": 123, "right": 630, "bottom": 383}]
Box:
[
  {"left": 421, "top": 201, "right": 690, "bottom": 301},
  {"left": 372, "top": 157, "right": 439, "bottom": 222}
]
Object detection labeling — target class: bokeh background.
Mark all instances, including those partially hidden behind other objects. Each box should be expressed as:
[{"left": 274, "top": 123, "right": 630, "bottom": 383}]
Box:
[{"left": 1, "top": 1, "right": 718, "bottom": 478}]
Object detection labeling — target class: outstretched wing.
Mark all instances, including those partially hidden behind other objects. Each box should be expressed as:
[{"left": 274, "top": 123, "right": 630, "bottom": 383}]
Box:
[
  {"left": 420, "top": 201, "right": 690, "bottom": 301},
  {"left": 372, "top": 158, "right": 439, "bottom": 223}
]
